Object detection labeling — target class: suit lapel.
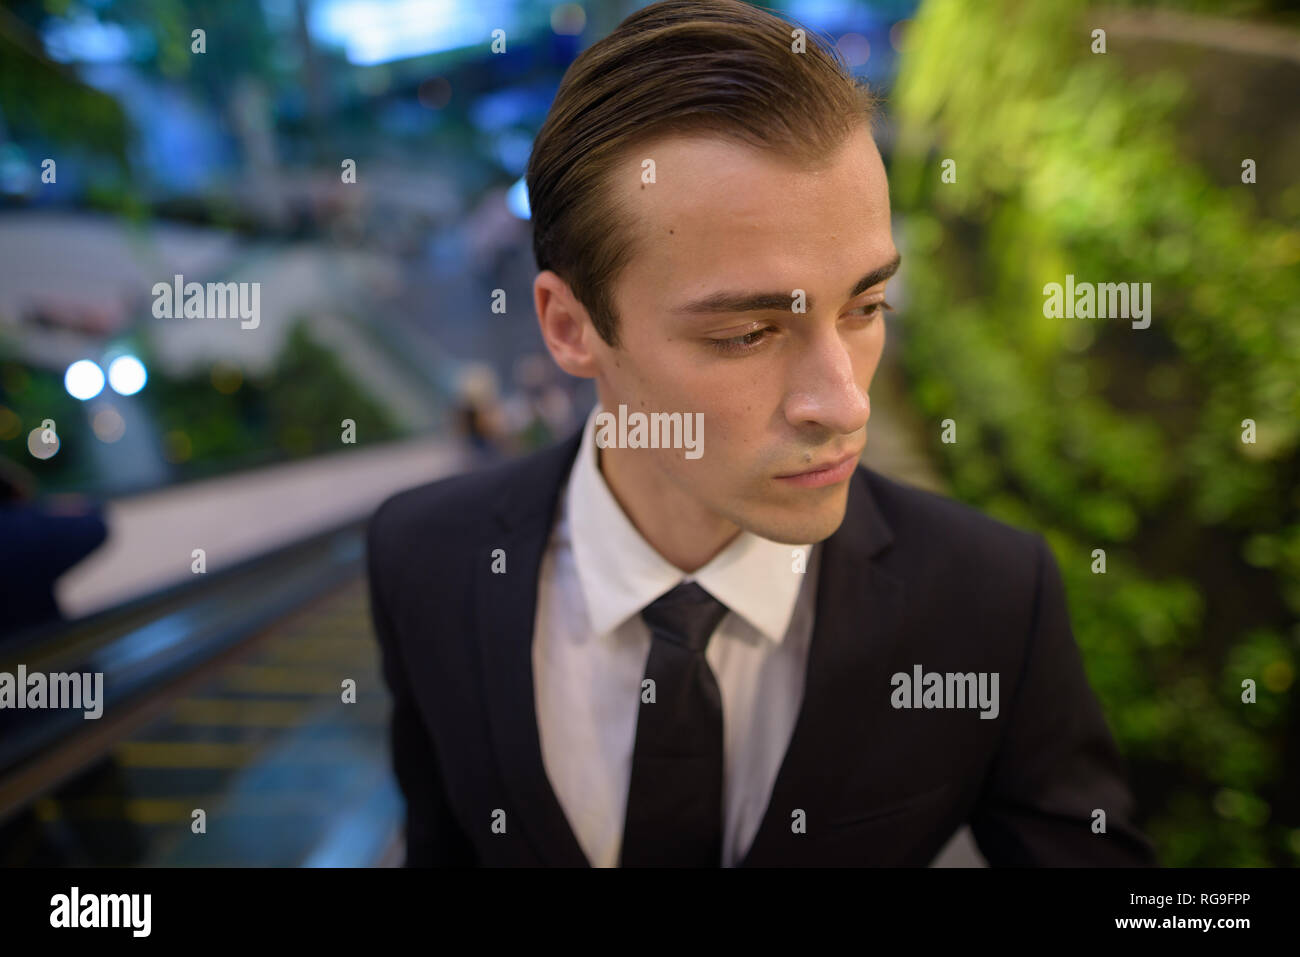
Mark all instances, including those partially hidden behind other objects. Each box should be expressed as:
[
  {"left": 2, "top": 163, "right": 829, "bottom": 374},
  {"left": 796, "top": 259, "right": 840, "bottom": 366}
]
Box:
[
  {"left": 739, "top": 467, "right": 904, "bottom": 866},
  {"left": 475, "top": 427, "right": 592, "bottom": 866}
]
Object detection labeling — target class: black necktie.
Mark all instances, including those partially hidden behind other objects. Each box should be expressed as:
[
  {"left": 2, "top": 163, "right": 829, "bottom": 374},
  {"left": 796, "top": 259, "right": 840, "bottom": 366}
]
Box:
[{"left": 620, "top": 581, "right": 730, "bottom": 867}]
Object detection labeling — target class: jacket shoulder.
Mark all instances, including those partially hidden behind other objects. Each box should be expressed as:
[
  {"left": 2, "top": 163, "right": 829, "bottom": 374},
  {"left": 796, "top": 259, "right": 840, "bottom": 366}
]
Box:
[
  {"left": 367, "top": 431, "right": 581, "bottom": 564},
  {"left": 369, "top": 450, "right": 532, "bottom": 553},
  {"left": 858, "top": 467, "right": 1045, "bottom": 580},
  {"left": 856, "top": 469, "right": 1059, "bottom": 670}
]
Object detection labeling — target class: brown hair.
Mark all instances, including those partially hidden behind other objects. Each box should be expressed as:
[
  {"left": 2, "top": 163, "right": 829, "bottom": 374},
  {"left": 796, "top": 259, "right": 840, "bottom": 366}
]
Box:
[{"left": 526, "top": 0, "right": 879, "bottom": 348}]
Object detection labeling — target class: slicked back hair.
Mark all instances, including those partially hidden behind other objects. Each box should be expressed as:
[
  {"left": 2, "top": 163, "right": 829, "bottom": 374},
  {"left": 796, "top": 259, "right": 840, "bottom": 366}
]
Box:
[{"left": 526, "top": 0, "right": 879, "bottom": 347}]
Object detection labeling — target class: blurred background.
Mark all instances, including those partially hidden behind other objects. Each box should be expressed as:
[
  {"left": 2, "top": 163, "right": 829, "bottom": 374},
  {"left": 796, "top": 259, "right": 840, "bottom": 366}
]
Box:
[{"left": 0, "top": 0, "right": 1296, "bottom": 867}]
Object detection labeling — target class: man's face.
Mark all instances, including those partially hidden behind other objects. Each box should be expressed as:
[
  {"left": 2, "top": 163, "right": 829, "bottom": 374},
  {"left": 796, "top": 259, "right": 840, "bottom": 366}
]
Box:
[{"left": 589, "top": 124, "right": 896, "bottom": 545}]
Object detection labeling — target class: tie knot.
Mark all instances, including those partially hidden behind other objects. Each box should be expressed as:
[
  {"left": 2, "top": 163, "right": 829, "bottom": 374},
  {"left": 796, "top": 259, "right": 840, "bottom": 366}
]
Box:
[{"left": 640, "top": 581, "right": 729, "bottom": 654}]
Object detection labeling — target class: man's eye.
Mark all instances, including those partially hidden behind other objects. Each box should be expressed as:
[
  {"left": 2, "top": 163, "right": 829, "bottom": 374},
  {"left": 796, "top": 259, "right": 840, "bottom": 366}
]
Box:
[
  {"left": 708, "top": 326, "right": 773, "bottom": 355},
  {"left": 852, "top": 300, "right": 894, "bottom": 319},
  {"left": 706, "top": 302, "right": 892, "bottom": 356}
]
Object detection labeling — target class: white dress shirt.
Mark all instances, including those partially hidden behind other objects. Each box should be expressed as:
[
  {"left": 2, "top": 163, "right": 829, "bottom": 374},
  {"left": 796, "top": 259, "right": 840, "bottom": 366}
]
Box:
[{"left": 532, "top": 404, "right": 821, "bottom": 867}]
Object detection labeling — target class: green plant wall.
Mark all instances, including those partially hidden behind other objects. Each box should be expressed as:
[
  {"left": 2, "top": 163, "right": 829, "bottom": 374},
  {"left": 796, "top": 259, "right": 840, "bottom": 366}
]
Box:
[{"left": 891, "top": 0, "right": 1300, "bottom": 865}]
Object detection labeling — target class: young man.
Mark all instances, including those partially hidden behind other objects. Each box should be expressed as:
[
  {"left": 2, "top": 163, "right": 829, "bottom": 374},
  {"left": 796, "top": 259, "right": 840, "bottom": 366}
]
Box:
[{"left": 367, "top": 0, "right": 1156, "bottom": 867}]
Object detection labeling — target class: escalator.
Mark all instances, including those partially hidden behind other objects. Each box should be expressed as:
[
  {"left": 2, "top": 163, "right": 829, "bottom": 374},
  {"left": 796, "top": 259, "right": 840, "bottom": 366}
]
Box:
[{"left": 0, "top": 522, "right": 401, "bottom": 867}]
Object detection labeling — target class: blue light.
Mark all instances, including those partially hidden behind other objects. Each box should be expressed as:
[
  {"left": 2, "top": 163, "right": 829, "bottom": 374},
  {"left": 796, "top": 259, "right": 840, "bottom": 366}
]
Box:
[{"left": 506, "top": 176, "right": 530, "bottom": 220}]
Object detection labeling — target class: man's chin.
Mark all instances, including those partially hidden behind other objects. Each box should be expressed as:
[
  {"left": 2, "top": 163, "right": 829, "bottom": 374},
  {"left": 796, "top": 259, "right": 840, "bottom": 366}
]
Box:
[{"left": 730, "top": 492, "right": 852, "bottom": 545}]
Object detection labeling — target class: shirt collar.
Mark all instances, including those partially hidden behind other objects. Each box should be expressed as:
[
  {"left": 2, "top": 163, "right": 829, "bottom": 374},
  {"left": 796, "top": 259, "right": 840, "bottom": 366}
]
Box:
[{"left": 566, "top": 403, "right": 811, "bottom": 644}]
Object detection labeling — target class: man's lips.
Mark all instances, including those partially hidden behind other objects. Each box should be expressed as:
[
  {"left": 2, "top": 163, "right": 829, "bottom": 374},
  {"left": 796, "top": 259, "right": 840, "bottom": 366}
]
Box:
[{"left": 774, "top": 449, "right": 862, "bottom": 486}]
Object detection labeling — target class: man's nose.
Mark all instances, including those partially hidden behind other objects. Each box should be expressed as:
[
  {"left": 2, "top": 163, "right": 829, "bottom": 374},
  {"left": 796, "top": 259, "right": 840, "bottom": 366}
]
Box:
[{"left": 783, "top": 331, "right": 871, "bottom": 436}]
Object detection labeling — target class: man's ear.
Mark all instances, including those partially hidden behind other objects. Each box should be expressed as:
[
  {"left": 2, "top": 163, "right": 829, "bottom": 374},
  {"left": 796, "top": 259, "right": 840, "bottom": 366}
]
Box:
[{"left": 534, "top": 270, "right": 603, "bottom": 378}]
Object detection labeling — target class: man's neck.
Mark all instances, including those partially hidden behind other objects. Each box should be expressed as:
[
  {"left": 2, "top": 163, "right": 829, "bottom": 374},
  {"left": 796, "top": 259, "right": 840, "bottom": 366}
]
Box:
[{"left": 597, "top": 444, "right": 740, "bottom": 574}]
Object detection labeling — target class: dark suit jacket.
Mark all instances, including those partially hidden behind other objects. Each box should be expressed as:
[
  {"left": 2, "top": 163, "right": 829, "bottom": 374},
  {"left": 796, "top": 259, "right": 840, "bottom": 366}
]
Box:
[
  {"left": 0, "top": 502, "right": 108, "bottom": 640},
  {"left": 366, "top": 427, "right": 1157, "bottom": 866}
]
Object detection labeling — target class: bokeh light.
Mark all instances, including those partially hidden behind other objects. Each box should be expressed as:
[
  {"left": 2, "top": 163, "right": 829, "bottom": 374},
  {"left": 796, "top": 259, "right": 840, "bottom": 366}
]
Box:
[
  {"left": 889, "top": 19, "right": 910, "bottom": 52},
  {"left": 107, "top": 355, "right": 147, "bottom": 396},
  {"left": 837, "top": 33, "right": 870, "bottom": 68},
  {"left": 27, "top": 427, "right": 59, "bottom": 459},
  {"left": 92, "top": 406, "right": 126, "bottom": 443},
  {"left": 0, "top": 406, "right": 20, "bottom": 441},
  {"left": 551, "top": 4, "right": 585, "bottom": 36},
  {"left": 211, "top": 361, "right": 243, "bottom": 394},
  {"left": 64, "top": 360, "right": 105, "bottom": 401},
  {"left": 163, "top": 430, "right": 192, "bottom": 463},
  {"left": 417, "top": 76, "right": 451, "bottom": 110}
]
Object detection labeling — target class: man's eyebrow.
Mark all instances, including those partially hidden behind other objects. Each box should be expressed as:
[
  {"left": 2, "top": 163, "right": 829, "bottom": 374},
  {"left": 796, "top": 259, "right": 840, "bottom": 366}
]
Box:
[{"left": 669, "top": 252, "right": 902, "bottom": 316}]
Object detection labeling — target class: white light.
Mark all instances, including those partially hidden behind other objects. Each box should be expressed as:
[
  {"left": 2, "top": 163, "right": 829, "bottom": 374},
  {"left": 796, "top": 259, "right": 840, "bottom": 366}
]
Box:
[
  {"left": 65, "top": 360, "right": 105, "bottom": 400},
  {"left": 312, "top": 0, "right": 469, "bottom": 65},
  {"left": 108, "top": 355, "right": 148, "bottom": 395}
]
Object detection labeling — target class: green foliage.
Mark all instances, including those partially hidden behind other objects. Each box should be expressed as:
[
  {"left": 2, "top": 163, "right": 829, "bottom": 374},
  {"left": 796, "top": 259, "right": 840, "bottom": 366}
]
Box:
[
  {"left": 0, "top": 29, "right": 129, "bottom": 166},
  {"left": 892, "top": 0, "right": 1299, "bottom": 864},
  {"left": 141, "top": 319, "right": 405, "bottom": 482}
]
